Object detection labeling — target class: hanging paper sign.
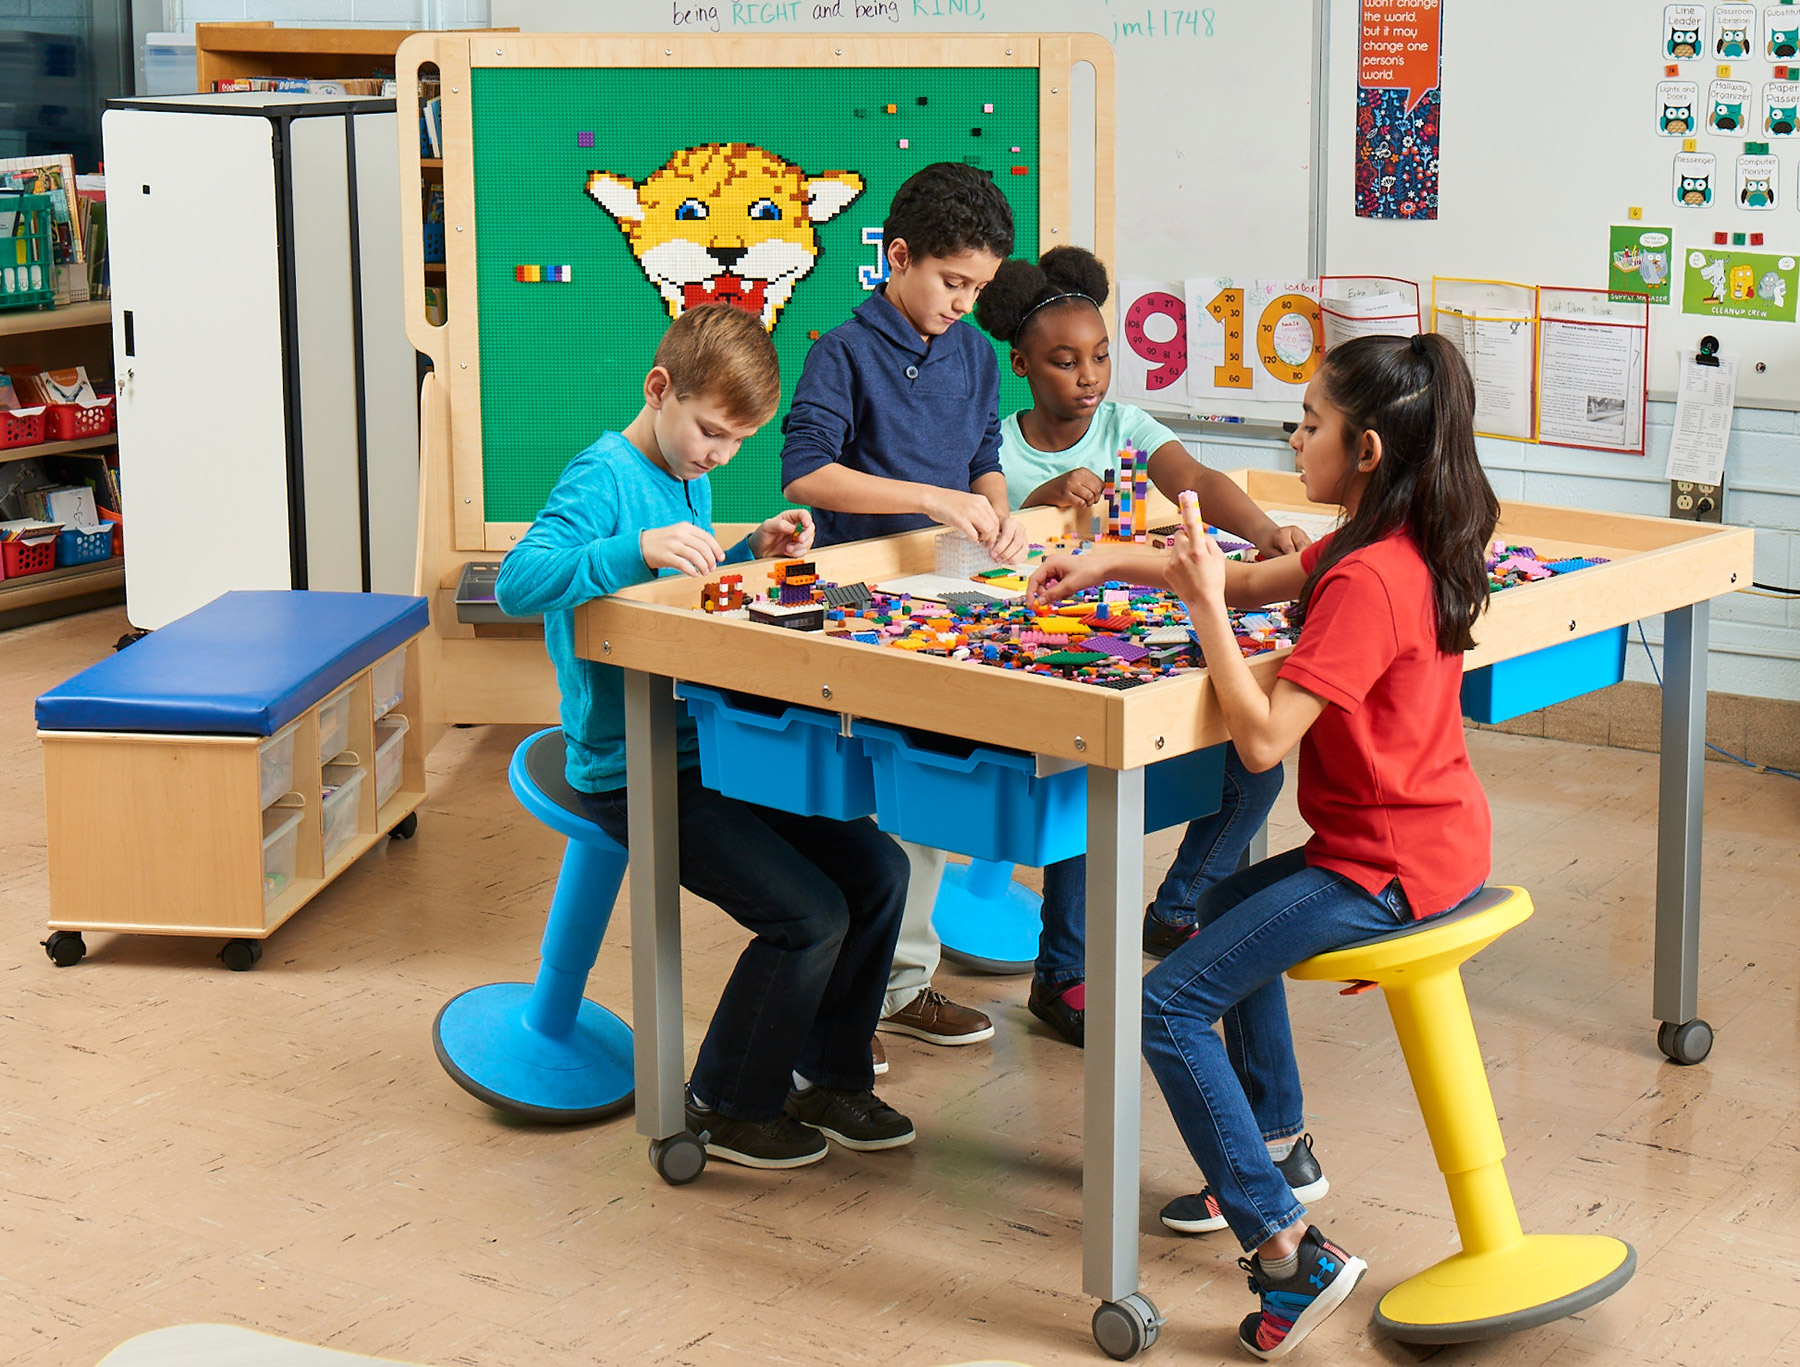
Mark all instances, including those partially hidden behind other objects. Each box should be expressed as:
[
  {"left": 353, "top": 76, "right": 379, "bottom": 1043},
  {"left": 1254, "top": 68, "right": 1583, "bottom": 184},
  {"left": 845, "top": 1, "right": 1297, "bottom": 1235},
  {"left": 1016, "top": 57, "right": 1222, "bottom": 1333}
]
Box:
[
  {"left": 1610, "top": 225, "right": 1674, "bottom": 305},
  {"left": 1185, "top": 275, "right": 1255, "bottom": 404},
  {"left": 1682, "top": 245, "right": 1799, "bottom": 321},
  {"left": 1246, "top": 279, "right": 1324, "bottom": 399},
  {"left": 1673, "top": 150, "right": 1719, "bottom": 206},
  {"left": 1715, "top": 3, "right": 1758, "bottom": 56},
  {"left": 1707, "top": 79, "right": 1753, "bottom": 135},
  {"left": 1767, "top": 5, "right": 1800, "bottom": 59},
  {"left": 1736, "top": 153, "right": 1779, "bottom": 209},
  {"left": 1763, "top": 80, "right": 1800, "bottom": 135},
  {"left": 1656, "top": 80, "right": 1700, "bottom": 135},
  {"left": 1664, "top": 5, "right": 1707, "bottom": 58},
  {"left": 1355, "top": 0, "right": 1442, "bottom": 220},
  {"left": 1117, "top": 281, "right": 1190, "bottom": 402}
]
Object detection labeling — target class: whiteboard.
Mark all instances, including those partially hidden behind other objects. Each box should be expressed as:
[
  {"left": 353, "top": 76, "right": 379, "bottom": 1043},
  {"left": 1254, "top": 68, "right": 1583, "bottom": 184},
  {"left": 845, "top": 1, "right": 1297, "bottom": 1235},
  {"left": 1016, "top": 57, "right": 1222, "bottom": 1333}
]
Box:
[
  {"left": 1324, "top": 0, "right": 1800, "bottom": 407},
  {"left": 492, "top": 0, "right": 1322, "bottom": 287}
]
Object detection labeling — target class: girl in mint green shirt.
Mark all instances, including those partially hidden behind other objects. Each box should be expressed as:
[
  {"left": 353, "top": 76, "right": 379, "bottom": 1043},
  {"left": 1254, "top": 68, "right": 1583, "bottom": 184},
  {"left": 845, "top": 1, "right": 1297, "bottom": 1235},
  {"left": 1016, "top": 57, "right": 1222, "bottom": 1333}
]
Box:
[{"left": 977, "top": 246, "right": 1311, "bottom": 560}]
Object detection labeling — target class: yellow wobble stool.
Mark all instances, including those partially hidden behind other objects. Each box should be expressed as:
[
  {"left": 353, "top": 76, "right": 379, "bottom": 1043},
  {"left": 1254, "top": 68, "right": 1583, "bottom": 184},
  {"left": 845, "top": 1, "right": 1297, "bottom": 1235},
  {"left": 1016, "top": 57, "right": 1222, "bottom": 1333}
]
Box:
[{"left": 1288, "top": 885, "right": 1635, "bottom": 1343}]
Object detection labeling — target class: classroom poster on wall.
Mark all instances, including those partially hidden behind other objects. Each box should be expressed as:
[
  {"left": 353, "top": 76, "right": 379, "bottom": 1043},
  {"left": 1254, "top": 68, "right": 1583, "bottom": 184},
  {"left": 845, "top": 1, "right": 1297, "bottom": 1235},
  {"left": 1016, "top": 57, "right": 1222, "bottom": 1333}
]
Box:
[
  {"left": 1707, "top": 79, "right": 1753, "bottom": 135},
  {"left": 1682, "top": 245, "right": 1799, "bottom": 320},
  {"left": 1769, "top": 6, "right": 1800, "bottom": 60},
  {"left": 1715, "top": 4, "right": 1758, "bottom": 57},
  {"left": 1535, "top": 288, "right": 1649, "bottom": 455},
  {"left": 1657, "top": 81, "right": 1700, "bottom": 135},
  {"left": 1354, "top": 0, "right": 1442, "bottom": 220},
  {"left": 1184, "top": 275, "right": 1256, "bottom": 403},
  {"left": 1117, "top": 281, "right": 1191, "bottom": 403},
  {"left": 1764, "top": 80, "right": 1800, "bottom": 135},
  {"left": 1610, "top": 224, "right": 1673, "bottom": 304},
  {"left": 1673, "top": 151, "right": 1719, "bottom": 206},
  {"left": 1245, "top": 278, "right": 1324, "bottom": 400},
  {"left": 1663, "top": 5, "right": 1706, "bottom": 58},
  {"left": 1736, "top": 153, "right": 1780, "bottom": 208}
]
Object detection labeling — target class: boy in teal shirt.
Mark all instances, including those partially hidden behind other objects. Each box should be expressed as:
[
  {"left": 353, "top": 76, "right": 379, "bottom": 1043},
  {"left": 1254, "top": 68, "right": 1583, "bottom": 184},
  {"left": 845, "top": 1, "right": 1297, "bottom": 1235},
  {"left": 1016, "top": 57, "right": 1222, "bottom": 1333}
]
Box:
[{"left": 497, "top": 304, "right": 914, "bottom": 1169}]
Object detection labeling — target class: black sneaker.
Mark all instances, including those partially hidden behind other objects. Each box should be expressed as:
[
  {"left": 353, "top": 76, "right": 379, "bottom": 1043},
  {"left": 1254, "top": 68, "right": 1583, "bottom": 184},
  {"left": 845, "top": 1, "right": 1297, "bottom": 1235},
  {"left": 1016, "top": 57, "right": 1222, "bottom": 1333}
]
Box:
[
  {"left": 1238, "top": 1225, "right": 1367, "bottom": 1360},
  {"left": 685, "top": 1093, "right": 828, "bottom": 1169},
  {"left": 1160, "top": 1134, "right": 1328, "bottom": 1235},
  {"left": 784, "top": 1086, "right": 915, "bottom": 1151},
  {"left": 1143, "top": 906, "right": 1197, "bottom": 959},
  {"left": 1028, "top": 978, "right": 1085, "bottom": 1047}
]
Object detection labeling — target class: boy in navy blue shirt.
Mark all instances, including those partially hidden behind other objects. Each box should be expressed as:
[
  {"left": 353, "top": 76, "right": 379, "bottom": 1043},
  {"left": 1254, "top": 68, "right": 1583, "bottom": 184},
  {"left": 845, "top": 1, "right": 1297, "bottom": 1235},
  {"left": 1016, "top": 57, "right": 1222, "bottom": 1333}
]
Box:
[
  {"left": 498, "top": 304, "right": 914, "bottom": 1169},
  {"left": 781, "top": 163, "right": 1023, "bottom": 1049}
]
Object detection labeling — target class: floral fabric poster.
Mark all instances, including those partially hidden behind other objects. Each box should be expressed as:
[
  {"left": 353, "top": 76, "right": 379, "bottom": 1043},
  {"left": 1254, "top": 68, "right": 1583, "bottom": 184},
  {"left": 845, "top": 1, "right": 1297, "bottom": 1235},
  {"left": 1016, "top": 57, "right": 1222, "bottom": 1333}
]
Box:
[{"left": 1356, "top": 0, "right": 1442, "bottom": 220}]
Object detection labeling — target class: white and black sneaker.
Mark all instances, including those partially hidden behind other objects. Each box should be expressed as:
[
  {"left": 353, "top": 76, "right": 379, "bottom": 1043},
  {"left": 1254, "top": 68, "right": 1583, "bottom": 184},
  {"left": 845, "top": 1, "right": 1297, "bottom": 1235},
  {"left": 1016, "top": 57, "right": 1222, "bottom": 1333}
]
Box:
[
  {"left": 1160, "top": 1133, "right": 1328, "bottom": 1235},
  {"left": 685, "top": 1090, "right": 829, "bottom": 1169}
]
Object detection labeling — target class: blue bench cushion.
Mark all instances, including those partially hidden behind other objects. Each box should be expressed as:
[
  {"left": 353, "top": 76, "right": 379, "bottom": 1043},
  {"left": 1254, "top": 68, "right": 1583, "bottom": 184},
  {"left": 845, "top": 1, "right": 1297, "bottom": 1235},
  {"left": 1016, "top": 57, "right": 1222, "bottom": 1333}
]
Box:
[{"left": 35, "top": 590, "right": 430, "bottom": 736}]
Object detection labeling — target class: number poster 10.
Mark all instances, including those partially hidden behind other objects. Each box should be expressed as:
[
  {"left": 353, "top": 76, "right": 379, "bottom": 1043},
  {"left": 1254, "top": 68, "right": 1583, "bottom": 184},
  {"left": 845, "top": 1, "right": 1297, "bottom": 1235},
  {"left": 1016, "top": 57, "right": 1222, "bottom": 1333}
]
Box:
[{"left": 1118, "top": 277, "right": 1334, "bottom": 408}]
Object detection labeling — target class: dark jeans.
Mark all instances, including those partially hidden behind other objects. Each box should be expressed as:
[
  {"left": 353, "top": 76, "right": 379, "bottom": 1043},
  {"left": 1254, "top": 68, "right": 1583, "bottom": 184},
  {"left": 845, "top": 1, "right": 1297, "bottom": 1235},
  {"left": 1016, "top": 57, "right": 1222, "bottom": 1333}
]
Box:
[
  {"left": 1036, "top": 743, "right": 1286, "bottom": 987},
  {"left": 581, "top": 768, "right": 909, "bottom": 1122}
]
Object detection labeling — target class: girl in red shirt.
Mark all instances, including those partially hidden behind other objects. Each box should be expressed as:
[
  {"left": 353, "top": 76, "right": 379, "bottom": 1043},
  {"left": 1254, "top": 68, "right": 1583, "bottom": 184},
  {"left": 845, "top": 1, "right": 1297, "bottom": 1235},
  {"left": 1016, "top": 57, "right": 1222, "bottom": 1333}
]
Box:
[{"left": 1030, "top": 332, "right": 1499, "bottom": 1359}]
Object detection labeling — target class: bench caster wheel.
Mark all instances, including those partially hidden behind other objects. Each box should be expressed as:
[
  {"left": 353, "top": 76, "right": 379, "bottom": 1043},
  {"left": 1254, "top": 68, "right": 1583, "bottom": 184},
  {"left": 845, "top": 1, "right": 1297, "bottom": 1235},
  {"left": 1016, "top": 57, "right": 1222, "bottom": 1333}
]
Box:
[
  {"left": 219, "top": 938, "right": 264, "bottom": 972},
  {"left": 43, "top": 931, "right": 85, "bottom": 967},
  {"left": 1658, "top": 1018, "right": 1713, "bottom": 1065},
  {"left": 649, "top": 1132, "right": 706, "bottom": 1186},
  {"left": 390, "top": 812, "right": 419, "bottom": 840},
  {"left": 1093, "top": 1293, "right": 1163, "bottom": 1360}
]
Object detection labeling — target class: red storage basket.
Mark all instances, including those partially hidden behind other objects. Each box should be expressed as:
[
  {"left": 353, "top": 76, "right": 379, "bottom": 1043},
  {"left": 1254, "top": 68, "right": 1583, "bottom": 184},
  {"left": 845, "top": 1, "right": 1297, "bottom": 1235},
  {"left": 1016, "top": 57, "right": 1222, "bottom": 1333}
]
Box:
[
  {"left": 0, "top": 406, "right": 46, "bottom": 450},
  {"left": 45, "top": 398, "right": 114, "bottom": 442},
  {"left": 1, "top": 536, "right": 56, "bottom": 579}
]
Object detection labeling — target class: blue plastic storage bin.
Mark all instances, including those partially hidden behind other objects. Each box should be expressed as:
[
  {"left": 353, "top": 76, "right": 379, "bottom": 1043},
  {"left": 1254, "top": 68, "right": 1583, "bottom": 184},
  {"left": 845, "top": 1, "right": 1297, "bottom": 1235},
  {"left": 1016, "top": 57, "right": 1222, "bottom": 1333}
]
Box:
[
  {"left": 1461, "top": 625, "right": 1626, "bottom": 724},
  {"left": 853, "top": 721, "right": 1227, "bottom": 866},
  {"left": 678, "top": 682, "right": 876, "bottom": 821},
  {"left": 423, "top": 222, "right": 445, "bottom": 264},
  {"left": 55, "top": 522, "right": 114, "bottom": 567}
]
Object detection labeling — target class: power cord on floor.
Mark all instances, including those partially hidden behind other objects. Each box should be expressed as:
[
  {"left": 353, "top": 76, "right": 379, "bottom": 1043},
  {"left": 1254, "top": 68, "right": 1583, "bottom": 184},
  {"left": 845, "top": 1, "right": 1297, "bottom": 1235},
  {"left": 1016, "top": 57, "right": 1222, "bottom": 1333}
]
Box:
[{"left": 1634, "top": 622, "right": 1800, "bottom": 782}]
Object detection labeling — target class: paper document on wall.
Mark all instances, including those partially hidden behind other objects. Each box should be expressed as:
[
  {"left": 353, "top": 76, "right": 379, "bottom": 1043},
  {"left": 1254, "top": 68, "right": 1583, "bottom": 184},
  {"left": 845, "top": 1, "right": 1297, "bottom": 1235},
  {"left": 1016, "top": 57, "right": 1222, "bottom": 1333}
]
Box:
[
  {"left": 1536, "top": 290, "right": 1648, "bottom": 453},
  {"left": 1436, "top": 308, "right": 1536, "bottom": 440},
  {"left": 1320, "top": 276, "right": 1422, "bottom": 350},
  {"left": 1665, "top": 350, "right": 1738, "bottom": 483}
]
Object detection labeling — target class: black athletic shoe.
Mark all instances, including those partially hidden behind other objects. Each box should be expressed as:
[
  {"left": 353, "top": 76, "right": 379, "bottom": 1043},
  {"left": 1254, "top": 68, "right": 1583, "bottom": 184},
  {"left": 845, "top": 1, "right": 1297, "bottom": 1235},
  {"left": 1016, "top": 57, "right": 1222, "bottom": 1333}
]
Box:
[
  {"left": 1143, "top": 906, "right": 1197, "bottom": 959},
  {"left": 1028, "top": 978, "right": 1085, "bottom": 1047},
  {"left": 1238, "top": 1225, "right": 1367, "bottom": 1360},
  {"left": 685, "top": 1093, "right": 828, "bottom": 1169},
  {"left": 1160, "top": 1134, "right": 1329, "bottom": 1235},
  {"left": 784, "top": 1086, "right": 915, "bottom": 1151}
]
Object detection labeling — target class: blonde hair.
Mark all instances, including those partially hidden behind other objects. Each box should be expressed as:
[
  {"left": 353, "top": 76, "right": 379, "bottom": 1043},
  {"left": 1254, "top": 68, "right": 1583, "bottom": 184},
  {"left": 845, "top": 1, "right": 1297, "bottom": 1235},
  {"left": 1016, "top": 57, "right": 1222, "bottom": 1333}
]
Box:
[{"left": 653, "top": 304, "right": 781, "bottom": 425}]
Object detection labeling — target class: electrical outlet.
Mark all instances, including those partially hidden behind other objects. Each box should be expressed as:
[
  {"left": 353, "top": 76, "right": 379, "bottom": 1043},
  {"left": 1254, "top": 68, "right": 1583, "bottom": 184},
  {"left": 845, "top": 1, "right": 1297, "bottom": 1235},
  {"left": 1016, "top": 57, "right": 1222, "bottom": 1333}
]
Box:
[{"left": 1670, "top": 479, "right": 1724, "bottom": 522}]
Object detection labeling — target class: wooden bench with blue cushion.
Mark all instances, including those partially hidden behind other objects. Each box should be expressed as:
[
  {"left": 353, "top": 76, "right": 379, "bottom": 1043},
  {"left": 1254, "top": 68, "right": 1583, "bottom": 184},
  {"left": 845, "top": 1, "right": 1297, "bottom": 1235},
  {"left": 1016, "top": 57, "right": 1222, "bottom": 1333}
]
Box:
[{"left": 37, "top": 590, "right": 431, "bottom": 970}]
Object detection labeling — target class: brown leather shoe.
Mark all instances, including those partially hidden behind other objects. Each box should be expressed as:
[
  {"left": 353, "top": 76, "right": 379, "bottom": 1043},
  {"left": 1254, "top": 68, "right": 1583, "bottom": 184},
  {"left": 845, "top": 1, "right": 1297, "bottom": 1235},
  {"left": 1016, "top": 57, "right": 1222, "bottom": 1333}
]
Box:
[
  {"left": 878, "top": 987, "right": 995, "bottom": 1045},
  {"left": 871, "top": 1033, "right": 888, "bottom": 1075}
]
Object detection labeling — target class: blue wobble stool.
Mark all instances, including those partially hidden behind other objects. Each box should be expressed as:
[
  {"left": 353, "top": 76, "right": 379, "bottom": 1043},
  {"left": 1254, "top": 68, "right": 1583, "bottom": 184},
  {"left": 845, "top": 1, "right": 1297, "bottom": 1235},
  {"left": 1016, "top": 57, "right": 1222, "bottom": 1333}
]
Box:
[
  {"left": 432, "top": 728, "right": 635, "bottom": 1122},
  {"left": 934, "top": 859, "right": 1043, "bottom": 974}
]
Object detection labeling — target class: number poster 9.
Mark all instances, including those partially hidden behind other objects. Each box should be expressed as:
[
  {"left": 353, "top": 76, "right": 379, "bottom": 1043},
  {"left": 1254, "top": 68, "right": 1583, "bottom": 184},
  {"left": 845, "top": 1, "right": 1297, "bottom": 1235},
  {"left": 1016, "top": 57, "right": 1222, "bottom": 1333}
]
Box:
[{"left": 1117, "top": 277, "right": 1326, "bottom": 408}]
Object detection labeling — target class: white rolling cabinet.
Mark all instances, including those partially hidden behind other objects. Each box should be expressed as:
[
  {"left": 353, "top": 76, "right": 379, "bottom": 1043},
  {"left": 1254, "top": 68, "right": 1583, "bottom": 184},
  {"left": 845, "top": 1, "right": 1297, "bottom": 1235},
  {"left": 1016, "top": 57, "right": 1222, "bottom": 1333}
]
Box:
[{"left": 104, "top": 93, "right": 419, "bottom": 630}]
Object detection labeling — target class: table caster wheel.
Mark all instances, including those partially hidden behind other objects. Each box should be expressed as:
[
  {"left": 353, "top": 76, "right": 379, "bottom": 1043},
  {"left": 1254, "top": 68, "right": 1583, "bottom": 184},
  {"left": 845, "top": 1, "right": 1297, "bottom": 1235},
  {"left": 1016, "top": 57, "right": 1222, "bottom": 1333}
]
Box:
[
  {"left": 1093, "top": 1293, "right": 1164, "bottom": 1360},
  {"left": 1658, "top": 1017, "right": 1713, "bottom": 1065},
  {"left": 649, "top": 1132, "right": 706, "bottom": 1186},
  {"left": 42, "top": 930, "right": 85, "bottom": 967},
  {"left": 114, "top": 629, "right": 148, "bottom": 652},
  {"left": 390, "top": 812, "right": 419, "bottom": 840},
  {"left": 219, "top": 938, "right": 264, "bottom": 972}
]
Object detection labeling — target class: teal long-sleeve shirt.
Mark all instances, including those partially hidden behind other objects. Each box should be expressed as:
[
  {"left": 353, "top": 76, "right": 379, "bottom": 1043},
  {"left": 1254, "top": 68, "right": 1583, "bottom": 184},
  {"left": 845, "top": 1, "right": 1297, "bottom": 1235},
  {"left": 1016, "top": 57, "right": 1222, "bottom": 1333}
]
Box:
[{"left": 495, "top": 431, "right": 753, "bottom": 792}]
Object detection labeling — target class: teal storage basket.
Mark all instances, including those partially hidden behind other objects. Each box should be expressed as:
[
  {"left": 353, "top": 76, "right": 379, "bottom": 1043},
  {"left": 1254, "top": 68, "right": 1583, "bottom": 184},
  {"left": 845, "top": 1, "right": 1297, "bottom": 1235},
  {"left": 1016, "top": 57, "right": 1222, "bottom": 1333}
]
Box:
[
  {"left": 1461, "top": 626, "right": 1627, "bottom": 724},
  {"left": 678, "top": 682, "right": 876, "bottom": 821},
  {"left": 852, "top": 721, "right": 1227, "bottom": 867},
  {"left": 0, "top": 192, "right": 57, "bottom": 312}
]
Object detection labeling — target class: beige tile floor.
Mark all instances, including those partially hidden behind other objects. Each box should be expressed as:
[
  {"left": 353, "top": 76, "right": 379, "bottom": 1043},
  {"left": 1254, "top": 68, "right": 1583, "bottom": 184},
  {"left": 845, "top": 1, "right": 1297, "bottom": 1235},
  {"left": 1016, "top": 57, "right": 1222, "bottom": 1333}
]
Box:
[{"left": 3, "top": 605, "right": 1797, "bottom": 1367}]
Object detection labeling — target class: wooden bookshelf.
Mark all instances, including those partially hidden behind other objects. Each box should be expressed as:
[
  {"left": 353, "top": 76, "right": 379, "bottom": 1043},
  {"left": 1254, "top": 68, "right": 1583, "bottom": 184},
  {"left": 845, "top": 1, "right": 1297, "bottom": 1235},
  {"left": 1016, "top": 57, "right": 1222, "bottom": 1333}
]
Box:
[
  {"left": 0, "top": 434, "right": 116, "bottom": 468},
  {"left": 193, "top": 23, "right": 513, "bottom": 88}
]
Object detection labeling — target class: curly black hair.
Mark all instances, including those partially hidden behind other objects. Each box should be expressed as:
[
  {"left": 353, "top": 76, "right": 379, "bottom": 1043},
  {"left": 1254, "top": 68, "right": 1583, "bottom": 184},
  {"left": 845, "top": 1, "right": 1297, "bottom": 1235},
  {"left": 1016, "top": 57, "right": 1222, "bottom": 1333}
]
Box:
[
  {"left": 973, "top": 245, "right": 1110, "bottom": 345},
  {"left": 883, "top": 162, "right": 1015, "bottom": 263}
]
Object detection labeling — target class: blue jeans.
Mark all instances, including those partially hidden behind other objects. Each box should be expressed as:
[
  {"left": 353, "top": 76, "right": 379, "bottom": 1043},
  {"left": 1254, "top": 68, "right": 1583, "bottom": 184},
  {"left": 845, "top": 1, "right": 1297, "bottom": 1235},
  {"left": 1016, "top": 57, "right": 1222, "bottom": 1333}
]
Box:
[
  {"left": 1035, "top": 743, "right": 1285, "bottom": 987},
  {"left": 1141, "top": 847, "right": 1434, "bottom": 1251},
  {"left": 581, "top": 768, "right": 909, "bottom": 1122}
]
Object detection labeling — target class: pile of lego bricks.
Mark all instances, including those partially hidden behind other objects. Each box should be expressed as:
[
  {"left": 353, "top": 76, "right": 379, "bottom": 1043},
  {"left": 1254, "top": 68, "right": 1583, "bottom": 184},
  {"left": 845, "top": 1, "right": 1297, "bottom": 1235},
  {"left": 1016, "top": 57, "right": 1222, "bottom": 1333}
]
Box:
[{"left": 1486, "top": 541, "right": 1610, "bottom": 591}]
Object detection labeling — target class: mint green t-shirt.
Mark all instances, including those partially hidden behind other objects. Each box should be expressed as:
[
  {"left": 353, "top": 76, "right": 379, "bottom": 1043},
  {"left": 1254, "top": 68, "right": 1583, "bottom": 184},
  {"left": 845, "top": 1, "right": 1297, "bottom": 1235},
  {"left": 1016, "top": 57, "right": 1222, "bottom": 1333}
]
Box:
[{"left": 997, "top": 400, "right": 1182, "bottom": 510}]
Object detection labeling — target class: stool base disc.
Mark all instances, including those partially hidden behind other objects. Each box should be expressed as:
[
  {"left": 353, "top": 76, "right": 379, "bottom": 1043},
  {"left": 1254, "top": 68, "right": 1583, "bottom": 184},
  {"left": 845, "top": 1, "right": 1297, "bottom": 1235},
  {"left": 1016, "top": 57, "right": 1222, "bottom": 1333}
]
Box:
[
  {"left": 934, "top": 866, "right": 1042, "bottom": 975},
  {"left": 433, "top": 983, "right": 634, "bottom": 1124},
  {"left": 1377, "top": 1234, "right": 1636, "bottom": 1344}
]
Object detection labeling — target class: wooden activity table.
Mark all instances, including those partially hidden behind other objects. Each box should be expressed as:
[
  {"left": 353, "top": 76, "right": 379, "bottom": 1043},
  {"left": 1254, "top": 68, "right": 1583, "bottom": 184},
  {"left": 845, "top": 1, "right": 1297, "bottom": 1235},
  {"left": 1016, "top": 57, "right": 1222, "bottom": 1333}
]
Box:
[{"left": 577, "top": 473, "right": 1752, "bottom": 1358}]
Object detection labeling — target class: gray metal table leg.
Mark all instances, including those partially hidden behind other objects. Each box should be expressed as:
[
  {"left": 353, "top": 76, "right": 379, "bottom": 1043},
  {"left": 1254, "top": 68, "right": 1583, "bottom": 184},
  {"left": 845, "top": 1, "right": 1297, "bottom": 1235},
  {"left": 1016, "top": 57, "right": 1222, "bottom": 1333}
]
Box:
[
  {"left": 1085, "top": 764, "right": 1163, "bottom": 1359},
  {"left": 1654, "top": 604, "right": 1714, "bottom": 1065},
  {"left": 624, "top": 670, "right": 688, "bottom": 1135}
]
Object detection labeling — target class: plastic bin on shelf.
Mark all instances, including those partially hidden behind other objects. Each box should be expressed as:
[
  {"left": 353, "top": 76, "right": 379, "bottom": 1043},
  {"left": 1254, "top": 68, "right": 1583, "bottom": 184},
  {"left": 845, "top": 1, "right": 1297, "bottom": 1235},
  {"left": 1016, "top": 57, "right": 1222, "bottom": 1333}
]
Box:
[
  {"left": 374, "top": 714, "right": 409, "bottom": 808},
  {"left": 44, "top": 398, "right": 115, "bottom": 442},
  {"left": 262, "top": 805, "right": 303, "bottom": 904},
  {"left": 259, "top": 721, "right": 299, "bottom": 809},
  {"left": 1, "top": 536, "right": 56, "bottom": 580},
  {"left": 0, "top": 406, "right": 46, "bottom": 450},
  {"left": 677, "top": 682, "right": 876, "bottom": 821},
  {"left": 321, "top": 763, "right": 365, "bottom": 866},
  {"left": 55, "top": 523, "right": 115, "bottom": 568},
  {"left": 1461, "top": 626, "right": 1627, "bottom": 724},
  {"left": 423, "top": 222, "right": 445, "bottom": 263},
  {"left": 852, "top": 721, "right": 1228, "bottom": 867},
  {"left": 0, "top": 192, "right": 56, "bottom": 310},
  {"left": 371, "top": 651, "right": 405, "bottom": 720},
  {"left": 316, "top": 686, "right": 353, "bottom": 763}
]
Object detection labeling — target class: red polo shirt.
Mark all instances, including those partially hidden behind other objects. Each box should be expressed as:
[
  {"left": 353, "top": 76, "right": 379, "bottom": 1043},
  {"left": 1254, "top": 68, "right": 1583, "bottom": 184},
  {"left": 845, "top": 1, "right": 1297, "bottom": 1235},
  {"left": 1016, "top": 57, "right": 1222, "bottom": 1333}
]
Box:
[{"left": 1277, "top": 532, "right": 1491, "bottom": 918}]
